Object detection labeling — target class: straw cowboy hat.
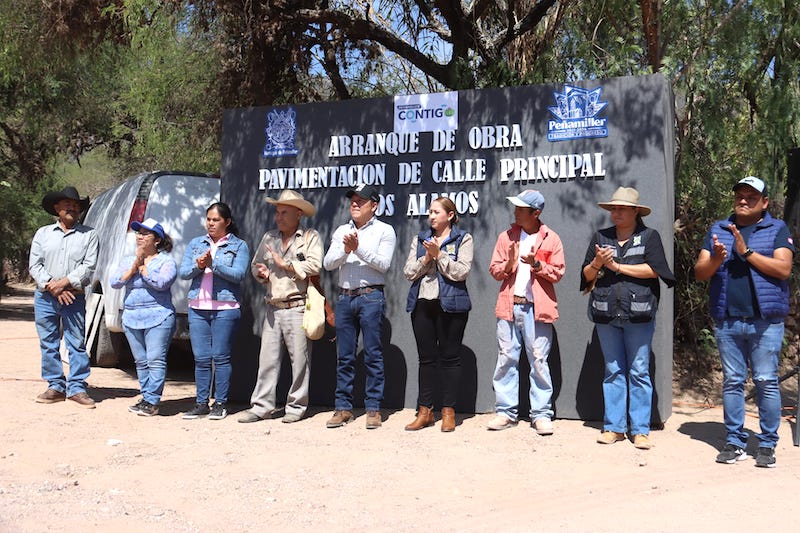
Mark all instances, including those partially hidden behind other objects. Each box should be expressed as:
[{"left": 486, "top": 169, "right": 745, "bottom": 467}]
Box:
[
  {"left": 41, "top": 186, "right": 90, "bottom": 216},
  {"left": 597, "top": 186, "right": 652, "bottom": 216},
  {"left": 265, "top": 189, "right": 316, "bottom": 216}
]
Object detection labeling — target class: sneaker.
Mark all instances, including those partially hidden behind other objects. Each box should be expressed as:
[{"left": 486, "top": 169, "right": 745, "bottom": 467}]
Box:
[
  {"left": 67, "top": 392, "right": 96, "bottom": 409},
  {"left": 715, "top": 443, "right": 749, "bottom": 464},
  {"left": 754, "top": 447, "right": 776, "bottom": 468},
  {"left": 137, "top": 401, "right": 159, "bottom": 417},
  {"left": 128, "top": 399, "right": 146, "bottom": 414},
  {"left": 182, "top": 403, "right": 210, "bottom": 420},
  {"left": 237, "top": 411, "right": 264, "bottom": 424},
  {"left": 282, "top": 412, "right": 303, "bottom": 424},
  {"left": 596, "top": 431, "right": 626, "bottom": 444},
  {"left": 487, "top": 414, "right": 517, "bottom": 431},
  {"left": 365, "top": 410, "right": 382, "bottom": 429},
  {"left": 326, "top": 410, "right": 353, "bottom": 428},
  {"left": 532, "top": 417, "right": 554, "bottom": 435},
  {"left": 633, "top": 434, "right": 652, "bottom": 450},
  {"left": 36, "top": 388, "right": 66, "bottom": 404},
  {"left": 208, "top": 402, "right": 228, "bottom": 420}
]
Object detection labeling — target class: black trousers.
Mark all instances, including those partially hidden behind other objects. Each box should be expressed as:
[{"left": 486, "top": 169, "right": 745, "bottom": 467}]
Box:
[{"left": 410, "top": 298, "right": 469, "bottom": 409}]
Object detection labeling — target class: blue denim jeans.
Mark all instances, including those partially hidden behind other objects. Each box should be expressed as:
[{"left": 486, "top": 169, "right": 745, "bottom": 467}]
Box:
[
  {"left": 334, "top": 290, "right": 385, "bottom": 411},
  {"left": 188, "top": 307, "right": 240, "bottom": 404},
  {"left": 34, "top": 290, "right": 91, "bottom": 397},
  {"left": 714, "top": 318, "right": 783, "bottom": 448},
  {"left": 124, "top": 315, "right": 175, "bottom": 405},
  {"left": 595, "top": 320, "right": 655, "bottom": 435},
  {"left": 493, "top": 302, "right": 554, "bottom": 421}
]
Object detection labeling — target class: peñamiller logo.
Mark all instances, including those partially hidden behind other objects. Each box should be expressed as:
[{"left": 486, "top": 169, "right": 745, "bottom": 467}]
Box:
[
  {"left": 262, "top": 107, "right": 300, "bottom": 158},
  {"left": 547, "top": 85, "right": 608, "bottom": 142}
]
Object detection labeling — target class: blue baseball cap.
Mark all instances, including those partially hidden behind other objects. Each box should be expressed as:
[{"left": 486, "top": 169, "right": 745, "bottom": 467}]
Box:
[
  {"left": 130, "top": 218, "right": 166, "bottom": 239},
  {"left": 507, "top": 190, "right": 545, "bottom": 211}
]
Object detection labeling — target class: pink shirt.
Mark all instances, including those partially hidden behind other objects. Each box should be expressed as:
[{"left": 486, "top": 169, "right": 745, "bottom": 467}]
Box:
[
  {"left": 489, "top": 223, "right": 565, "bottom": 323},
  {"left": 189, "top": 234, "right": 240, "bottom": 311}
]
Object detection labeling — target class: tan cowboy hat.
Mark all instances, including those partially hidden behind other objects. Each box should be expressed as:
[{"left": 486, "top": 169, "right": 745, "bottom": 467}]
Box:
[
  {"left": 597, "top": 186, "right": 651, "bottom": 216},
  {"left": 265, "top": 189, "right": 316, "bottom": 216},
  {"left": 42, "top": 186, "right": 90, "bottom": 216}
]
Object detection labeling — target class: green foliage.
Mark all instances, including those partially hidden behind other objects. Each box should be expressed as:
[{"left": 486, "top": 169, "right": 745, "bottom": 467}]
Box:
[
  {"left": 114, "top": 2, "right": 221, "bottom": 172},
  {"left": 0, "top": 177, "right": 56, "bottom": 281},
  {"left": 664, "top": 0, "right": 800, "bottom": 373}
]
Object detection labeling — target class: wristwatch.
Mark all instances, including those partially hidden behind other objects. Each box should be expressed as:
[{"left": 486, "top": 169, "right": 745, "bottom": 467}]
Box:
[{"left": 742, "top": 248, "right": 754, "bottom": 258}]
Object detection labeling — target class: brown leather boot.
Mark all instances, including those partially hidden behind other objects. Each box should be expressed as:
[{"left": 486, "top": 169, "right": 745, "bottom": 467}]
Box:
[
  {"left": 405, "top": 406, "right": 435, "bottom": 431},
  {"left": 441, "top": 407, "right": 456, "bottom": 432}
]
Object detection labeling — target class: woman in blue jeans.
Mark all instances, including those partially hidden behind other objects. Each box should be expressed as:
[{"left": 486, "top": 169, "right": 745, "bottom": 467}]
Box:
[
  {"left": 179, "top": 202, "right": 250, "bottom": 420},
  {"left": 111, "top": 218, "right": 177, "bottom": 417},
  {"left": 580, "top": 187, "right": 674, "bottom": 450}
]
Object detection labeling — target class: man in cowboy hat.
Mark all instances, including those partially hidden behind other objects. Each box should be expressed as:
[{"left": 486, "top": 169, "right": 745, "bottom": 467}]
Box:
[
  {"left": 487, "top": 189, "right": 565, "bottom": 434},
  {"left": 29, "top": 186, "right": 99, "bottom": 408},
  {"left": 239, "top": 189, "right": 323, "bottom": 424},
  {"left": 695, "top": 176, "right": 794, "bottom": 468}
]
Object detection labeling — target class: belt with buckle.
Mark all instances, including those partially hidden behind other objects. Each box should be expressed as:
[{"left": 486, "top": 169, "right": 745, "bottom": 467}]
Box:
[
  {"left": 513, "top": 295, "right": 532, "bottom": 305},
  {"left": 269, "top": 297, "right": 306, "bottom": 309},
  {"left": 339, "top": 285, "right": 384, "bottom": 296}
]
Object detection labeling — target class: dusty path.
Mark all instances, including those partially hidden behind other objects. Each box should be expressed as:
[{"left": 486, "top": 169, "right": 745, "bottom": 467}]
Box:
[{"left": 1, "top": 286, "right": 798, "bottom": 532}]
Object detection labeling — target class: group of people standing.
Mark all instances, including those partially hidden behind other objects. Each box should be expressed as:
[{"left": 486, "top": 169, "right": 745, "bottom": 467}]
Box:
[{"left": 29, "top": 174, "right": 793, "bottom": 466}]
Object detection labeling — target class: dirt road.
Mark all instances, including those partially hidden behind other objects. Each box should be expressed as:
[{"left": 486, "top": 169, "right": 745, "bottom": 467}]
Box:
[{"left": 1, "top": 287, "right": 798, "bottom": 532}]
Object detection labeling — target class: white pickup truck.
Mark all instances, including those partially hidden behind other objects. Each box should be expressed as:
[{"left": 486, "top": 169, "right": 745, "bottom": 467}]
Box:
[{"left": 82, "top": 171, "right": 220, "bottom": 366}]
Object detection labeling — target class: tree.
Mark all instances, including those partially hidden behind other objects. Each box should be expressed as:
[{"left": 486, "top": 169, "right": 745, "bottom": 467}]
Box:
[
  {"left": 175, "top": 0, "right": 567, "bottom": 104},
  {"left": 0, "top": 1, "right": 128, "bottom": 277}
]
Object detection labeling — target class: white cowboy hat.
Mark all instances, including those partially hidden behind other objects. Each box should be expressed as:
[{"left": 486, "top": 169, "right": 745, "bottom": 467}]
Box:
[
  {"left": 597, "top": 187, "right": 652, "bottom": 216},
  {"left": 265, "top": 189, "right": 316, "bottom": 216}
]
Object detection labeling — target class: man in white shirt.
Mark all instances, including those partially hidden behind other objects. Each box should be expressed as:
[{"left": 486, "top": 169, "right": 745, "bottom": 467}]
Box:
[{"left": 323, "top": 185, "right": 396, "bottom": 429}]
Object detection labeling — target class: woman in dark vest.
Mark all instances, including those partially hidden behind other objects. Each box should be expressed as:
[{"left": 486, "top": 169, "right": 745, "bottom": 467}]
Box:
[
  {"left": 580, "top": 187, "right": 674, "bottom": 450},
  {"left": 403, "top": 196, "right": 473, "bottom": 432}
]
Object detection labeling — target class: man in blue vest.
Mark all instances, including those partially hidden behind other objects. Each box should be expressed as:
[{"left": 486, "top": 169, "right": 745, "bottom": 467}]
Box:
[{"left": 694, "top": 176, "right": 794, "bottom": 468}]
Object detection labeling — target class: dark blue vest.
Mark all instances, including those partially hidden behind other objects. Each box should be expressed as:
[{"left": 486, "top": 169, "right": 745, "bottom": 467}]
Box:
[
  {"left": 708, "top": 213, "right": 790, "bottom": 320},
  {"left": 406, "top": 227, "right": 471, "bottom": 313}
]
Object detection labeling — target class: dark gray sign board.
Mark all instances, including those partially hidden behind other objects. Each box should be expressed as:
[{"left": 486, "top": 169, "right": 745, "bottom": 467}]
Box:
[{"left": 222, "top": 73, "right": 675, "bottom": 422}]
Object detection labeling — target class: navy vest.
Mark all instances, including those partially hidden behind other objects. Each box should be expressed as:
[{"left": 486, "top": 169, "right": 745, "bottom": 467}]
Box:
[
  {"left": 587, "top": 225, "right": 662, "bottom": 323},
  {"left": 708, "top": 213, "right": 790, "bottom": 320},
  {"left": 406, "top": 227, "right": 471, "bottom": 313}
]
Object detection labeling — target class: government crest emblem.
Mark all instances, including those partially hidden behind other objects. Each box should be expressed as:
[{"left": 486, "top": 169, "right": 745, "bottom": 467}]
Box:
[{"left": 262, "top": 107, "right": 299, "bottom": 157}]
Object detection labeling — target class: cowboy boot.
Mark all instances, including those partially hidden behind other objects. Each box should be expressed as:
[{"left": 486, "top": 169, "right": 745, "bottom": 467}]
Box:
[
  {"left": 441, "top": 407, "right": 456, "bottom": 432},
  {"left": 405, "top": 406, "right": 435, "bottom": 431}
]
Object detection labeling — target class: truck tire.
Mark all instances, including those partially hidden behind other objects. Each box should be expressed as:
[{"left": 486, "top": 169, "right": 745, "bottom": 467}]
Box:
[{"left": 94, "top": 319, "right": 130, "bottom": 367}]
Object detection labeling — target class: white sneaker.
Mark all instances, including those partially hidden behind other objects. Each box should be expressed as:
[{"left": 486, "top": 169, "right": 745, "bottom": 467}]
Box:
[
  {"left": 533, "top": 417, "right": 554, "bottom": 435},
  {"left": 486, "top": 414, "right": 517, "bottom": 431}
]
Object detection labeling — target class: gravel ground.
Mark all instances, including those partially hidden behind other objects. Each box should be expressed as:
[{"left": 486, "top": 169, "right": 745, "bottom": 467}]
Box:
[{"left": 1, "top": 286, "right": 799, "bottom": 532}]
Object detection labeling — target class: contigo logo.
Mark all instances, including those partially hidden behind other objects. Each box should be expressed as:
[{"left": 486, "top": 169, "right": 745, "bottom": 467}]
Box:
[{"left": 397, "top": 104, "right": 455, "bottom": 122}]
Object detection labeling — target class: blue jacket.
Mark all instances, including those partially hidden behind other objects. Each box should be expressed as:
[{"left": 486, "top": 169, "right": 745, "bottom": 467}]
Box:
[
  {"left": 179, "top": 234, "right": 250, "bottom": 303},
  {"left": 406, "top": 227, "right": 471, "bottom": 313},
  {"left": 708, "top": 213, "right": 790, "bottom": 320},
  {"left": 110, "top": 251, "right": 176, "bottom": 329}
]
